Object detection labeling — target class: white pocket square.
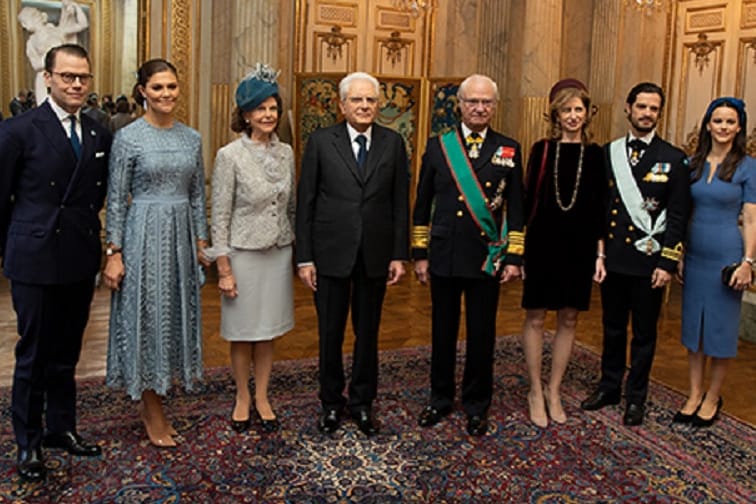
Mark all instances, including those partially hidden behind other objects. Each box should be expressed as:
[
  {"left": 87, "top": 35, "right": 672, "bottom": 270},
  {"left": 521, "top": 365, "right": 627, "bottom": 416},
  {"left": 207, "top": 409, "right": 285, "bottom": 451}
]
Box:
[{"left": 95, "top": 151, "right": 105, "bottom": 158}]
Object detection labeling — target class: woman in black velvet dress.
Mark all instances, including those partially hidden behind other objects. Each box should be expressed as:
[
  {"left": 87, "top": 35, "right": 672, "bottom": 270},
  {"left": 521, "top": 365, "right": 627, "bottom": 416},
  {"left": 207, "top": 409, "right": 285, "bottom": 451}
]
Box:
[{"left": 520, "top": 79, "right": 607, "bottom": 427}]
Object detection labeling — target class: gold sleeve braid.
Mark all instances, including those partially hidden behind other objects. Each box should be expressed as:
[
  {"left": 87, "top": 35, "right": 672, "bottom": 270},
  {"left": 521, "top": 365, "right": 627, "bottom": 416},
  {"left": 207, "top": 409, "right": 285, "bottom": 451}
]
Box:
[
  {"left": 412, "top": 225, "right": 430, "bottom": 249},
  {"left": 661, "top": 242, "right": 683, "bottom": 262},
  {"left": 507, "top": 230, "right": 524, "bottom": 256}
]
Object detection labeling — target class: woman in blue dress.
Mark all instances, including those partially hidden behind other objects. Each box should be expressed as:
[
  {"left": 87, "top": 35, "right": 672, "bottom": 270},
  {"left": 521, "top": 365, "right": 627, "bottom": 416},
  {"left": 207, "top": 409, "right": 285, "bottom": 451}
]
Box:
[
  {"left": 675, "top": 97, "right": 756, "bottom": 427},
  {"left": 103, "top": 59, "right": 209, "bottom": 446}
]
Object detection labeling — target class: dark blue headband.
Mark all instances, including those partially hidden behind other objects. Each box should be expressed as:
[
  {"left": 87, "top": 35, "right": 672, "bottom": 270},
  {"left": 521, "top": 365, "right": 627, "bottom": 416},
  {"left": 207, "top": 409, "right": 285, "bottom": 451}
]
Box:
[{"left": 703, "top": 96, "right": 747, "bottom": 128}]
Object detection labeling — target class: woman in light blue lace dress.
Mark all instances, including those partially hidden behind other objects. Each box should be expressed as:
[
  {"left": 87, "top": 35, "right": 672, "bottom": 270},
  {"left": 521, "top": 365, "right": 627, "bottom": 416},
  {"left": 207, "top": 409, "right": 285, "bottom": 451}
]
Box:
[{"left": 103, "top": 59, "right": 208, "bottom": 447}]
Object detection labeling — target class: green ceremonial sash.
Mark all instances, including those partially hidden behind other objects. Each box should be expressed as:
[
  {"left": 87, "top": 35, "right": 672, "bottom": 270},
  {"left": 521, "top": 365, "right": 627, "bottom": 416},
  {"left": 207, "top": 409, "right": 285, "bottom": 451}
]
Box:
[{"left": 439, "top": 130, "right": 508, "bottom": 276}]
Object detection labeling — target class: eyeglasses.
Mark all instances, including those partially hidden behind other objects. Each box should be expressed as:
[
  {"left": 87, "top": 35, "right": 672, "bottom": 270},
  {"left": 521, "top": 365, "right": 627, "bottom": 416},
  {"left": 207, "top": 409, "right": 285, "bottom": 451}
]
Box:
[
  {"left": 346, "top": 96, "right": 378, "bottom": 105},
  {"left": 51, "top": 72, "right": 94, "bottom": 85},
  {"left": 460, "top": 98, "right": 495, "bottom": 108}
]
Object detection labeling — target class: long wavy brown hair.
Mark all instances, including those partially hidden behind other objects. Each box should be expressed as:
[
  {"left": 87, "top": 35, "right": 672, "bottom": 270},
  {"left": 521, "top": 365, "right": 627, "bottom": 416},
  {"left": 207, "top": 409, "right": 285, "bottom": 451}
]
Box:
[{"left": 689, "top": 99, "right": 747, "bottom": 183}]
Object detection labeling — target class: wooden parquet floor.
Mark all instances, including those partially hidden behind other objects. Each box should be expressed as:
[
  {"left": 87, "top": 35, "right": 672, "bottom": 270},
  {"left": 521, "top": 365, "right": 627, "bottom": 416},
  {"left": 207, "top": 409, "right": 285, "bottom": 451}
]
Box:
[{"left": 1, "top": 271, "right": 754, "bottom": 424}]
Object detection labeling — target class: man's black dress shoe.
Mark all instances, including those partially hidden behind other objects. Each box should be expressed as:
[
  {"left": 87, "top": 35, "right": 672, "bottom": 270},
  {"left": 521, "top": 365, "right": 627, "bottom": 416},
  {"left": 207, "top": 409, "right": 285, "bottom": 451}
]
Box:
[
  {"left": 623, "top": 403, "right": 645, "bottom": 426},
  {"left": 692, "top": 397, "right": 723, "bottom": 428},
  {"left": 580, "top": 390, "right": 621, "bottom": 411},
  {"left": 352, "top": 409, "right": 378, "bottom": 436},
  {"left": 43, "top": 431, "right": 102, "bottom": 456},
  {"left": 418, "top": 405, "right": 451, "bottom": 427},
  {"left": 17, "top": 447, "right": 45, "bottom": 482},
  {"left": 318, "top": 408, "right": 341, "bottom": 434},
  {"left": 466, "top": 414, "right": 488, "bottom": 436},
  {"left": 254, "top": 406, "right": 280, "bottom": 433}
]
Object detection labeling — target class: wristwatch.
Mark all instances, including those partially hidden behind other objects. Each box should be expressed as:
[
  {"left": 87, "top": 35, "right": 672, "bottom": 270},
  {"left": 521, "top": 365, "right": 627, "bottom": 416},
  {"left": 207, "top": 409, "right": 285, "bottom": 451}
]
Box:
[{"left": 105, "top": 246, "right": 122, "bottom": 256}]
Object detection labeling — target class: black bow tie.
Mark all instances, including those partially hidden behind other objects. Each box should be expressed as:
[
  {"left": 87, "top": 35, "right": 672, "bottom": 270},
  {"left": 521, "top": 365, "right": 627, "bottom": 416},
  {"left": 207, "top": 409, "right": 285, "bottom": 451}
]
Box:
[{"left": 628, "top": 139, "right": 647, "bottom": 151}]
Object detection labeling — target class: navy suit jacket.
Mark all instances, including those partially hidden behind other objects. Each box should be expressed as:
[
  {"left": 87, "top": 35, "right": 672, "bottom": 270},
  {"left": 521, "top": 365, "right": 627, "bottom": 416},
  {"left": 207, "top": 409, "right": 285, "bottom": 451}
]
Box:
[
  {"left": 603, "top": 135, "right": 689, "bottom": 277},
  {"left": 412, "top": 125, "right": 525, "bottom": 278},
  {"left": 0, "top": 101, "right": 112, "bottom": 285},
  {"left": 295, "top": 121, "right": 410, "bottom": 278}
]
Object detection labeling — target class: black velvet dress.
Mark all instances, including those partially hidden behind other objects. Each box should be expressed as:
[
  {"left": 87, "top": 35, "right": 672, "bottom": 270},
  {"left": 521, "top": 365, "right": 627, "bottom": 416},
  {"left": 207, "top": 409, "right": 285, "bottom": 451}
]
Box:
[{"left": 521, "top": 139, "right": 607, "bottom": 310}]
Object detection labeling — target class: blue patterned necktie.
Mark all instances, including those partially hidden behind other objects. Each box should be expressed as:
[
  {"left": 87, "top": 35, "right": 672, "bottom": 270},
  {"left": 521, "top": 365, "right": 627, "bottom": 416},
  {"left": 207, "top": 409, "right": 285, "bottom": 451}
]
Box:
[
  {"left": 355, "top": 134, "right": 367, "bottom": 170},
  {"left": 69, "top": 114, "right": 81, "bottom": 160}
]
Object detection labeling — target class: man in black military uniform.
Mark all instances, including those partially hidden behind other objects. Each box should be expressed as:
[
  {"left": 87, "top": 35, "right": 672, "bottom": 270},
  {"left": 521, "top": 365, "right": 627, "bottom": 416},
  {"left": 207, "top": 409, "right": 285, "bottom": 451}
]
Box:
[
  {"left": 412, "top": 73, "right": 525, "bottom": 436},
  {"left": 581, "top": 82, "right": 689, "bottom": 426}
]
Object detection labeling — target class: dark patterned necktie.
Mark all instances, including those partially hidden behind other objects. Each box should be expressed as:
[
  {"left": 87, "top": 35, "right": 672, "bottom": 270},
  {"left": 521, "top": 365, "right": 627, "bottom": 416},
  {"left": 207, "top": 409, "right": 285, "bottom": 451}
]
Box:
[
  {"left": 628, "top": 139, "right": 646, "bottom": 167},
  {"left": 69, "top": 114, "right": 81, "bottom": 160},
  {"left": 355, "top": 134, "right": 367, "bottom": 170}
]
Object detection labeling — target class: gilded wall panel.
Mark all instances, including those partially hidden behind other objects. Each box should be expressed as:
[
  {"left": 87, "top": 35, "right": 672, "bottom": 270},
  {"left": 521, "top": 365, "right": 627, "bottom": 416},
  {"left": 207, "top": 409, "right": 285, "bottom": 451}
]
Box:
[
  {"left": 170, "top": 0, "right": 192, "bottom": 125},
  {"left": 675, "top": 40, "right": 723, "bottom": 146},
  {"left": 375, "top": 33, "right": 414, "bottom": 76},
  {"left": 735, "top": 38, "right": 756, "bottom": 124},
  {"left": 742, "top": 0, "right": 756, "bottom": 29},
  {"left": 211, "top": 83, "right": 232, "bottom": 159},
  {"left": 316, "top": 2, "right": 358, "bottom": 26},
  {"left": 685, "top": 6, "right": 727, "bottom": 33},
  {"left": 313, "top": 29, "right": 357, "bottom": 72},
  {"left": 376, "top": 8, "right": 414, "bottom": 31},
  {"left": 1, "top": 1, "right": 10, "bottom": 116}
]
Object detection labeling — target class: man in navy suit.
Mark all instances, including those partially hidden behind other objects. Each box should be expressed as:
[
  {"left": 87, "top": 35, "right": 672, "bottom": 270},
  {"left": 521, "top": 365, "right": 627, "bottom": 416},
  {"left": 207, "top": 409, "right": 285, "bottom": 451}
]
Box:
[
  {"left": 412, "top": 74, "right": 525, "bottom": 436},
  {"left": 0, "top": 44, "right": 111, "bottom": 482},
  {"left": 296, "top": 72, "right": 409, "bottom": 436},
  {"left": 580, "top": 82, "right": 688, "bottom": 426}
]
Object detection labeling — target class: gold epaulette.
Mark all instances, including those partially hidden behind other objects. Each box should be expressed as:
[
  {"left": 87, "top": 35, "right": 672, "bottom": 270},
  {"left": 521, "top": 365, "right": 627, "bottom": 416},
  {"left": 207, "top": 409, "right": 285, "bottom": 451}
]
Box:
[
  {"left": 412, "top": 225, "right": 430, "bottom": 249},
  {"left": 661, "top": 242, "right": 684, "bottom": 262},
  {"left": 507, "top": 230, "right": 525, "bottom": 256}
]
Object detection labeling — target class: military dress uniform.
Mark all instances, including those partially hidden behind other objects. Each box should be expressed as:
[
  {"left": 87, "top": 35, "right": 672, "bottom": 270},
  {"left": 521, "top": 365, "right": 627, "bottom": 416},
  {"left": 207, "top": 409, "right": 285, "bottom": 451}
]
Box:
[
  {"left": 412, "top": 125, "right": 524, "bottom": 418},
  {"left": 597, "top": 134, "right": 689, "bottom": 409}
]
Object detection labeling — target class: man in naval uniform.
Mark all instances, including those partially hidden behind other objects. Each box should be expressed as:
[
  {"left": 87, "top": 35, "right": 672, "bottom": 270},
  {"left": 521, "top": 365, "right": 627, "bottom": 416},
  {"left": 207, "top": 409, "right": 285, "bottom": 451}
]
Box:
[
  {"left": 581, "top": 82, "right": 689, "bottom": 426},
  {"left": 412, "top": 74, "right": 525, "bottom": 436}
]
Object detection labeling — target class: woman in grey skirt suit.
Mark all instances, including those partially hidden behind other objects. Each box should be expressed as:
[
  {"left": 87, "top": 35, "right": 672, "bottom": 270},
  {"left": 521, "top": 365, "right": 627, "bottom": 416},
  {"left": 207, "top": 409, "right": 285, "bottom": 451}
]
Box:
[{"left": 210, "top": 64, "right": 295, "bottom": 432}]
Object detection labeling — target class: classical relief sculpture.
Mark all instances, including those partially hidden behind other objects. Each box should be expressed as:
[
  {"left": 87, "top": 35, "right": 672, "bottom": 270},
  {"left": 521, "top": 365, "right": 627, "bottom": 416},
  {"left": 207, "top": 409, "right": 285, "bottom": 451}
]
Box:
[{"left": 18, "top": 0, "right": 89, "bottom": 104}]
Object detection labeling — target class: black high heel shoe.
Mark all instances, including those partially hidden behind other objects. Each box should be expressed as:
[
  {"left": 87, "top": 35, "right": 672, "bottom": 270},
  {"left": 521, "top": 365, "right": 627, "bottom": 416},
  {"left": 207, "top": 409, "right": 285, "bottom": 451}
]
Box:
[
  {"left": 672, "top": 393, "right": 705, "bottom": 424},
  {"left": 230, "top": 401, "right": 250, "bottom": 432},
  {"left": 254, "top": 406, "right": 279, "bottom": 433},
  {"left": 692, "top": 397, "right": 723, "bottom": 428}
]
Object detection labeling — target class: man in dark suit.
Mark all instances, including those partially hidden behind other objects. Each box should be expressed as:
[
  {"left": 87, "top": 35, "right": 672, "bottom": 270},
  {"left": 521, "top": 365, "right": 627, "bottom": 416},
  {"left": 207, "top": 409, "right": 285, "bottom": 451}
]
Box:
[
  {"left": 581, "top": 82, "right": 689, "bottom": 426},
  {"left": 0, "top": 44, "right": 111, "bottom": 481},
  {"left": 9, "top": 90, "right": 28, "bottom": 117},
  {"left": 296, "top": 72, "right": 409, "bottom": 436},
  {"left": 412, "top": 74, "right": 525, "bottom": 436}
]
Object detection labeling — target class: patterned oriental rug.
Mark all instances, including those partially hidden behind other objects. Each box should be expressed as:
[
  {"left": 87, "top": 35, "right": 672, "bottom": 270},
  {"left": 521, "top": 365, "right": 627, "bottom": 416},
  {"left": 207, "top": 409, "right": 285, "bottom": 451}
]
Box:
[{"left": 0, "top": 335, "right": 753, "bottom": 503}]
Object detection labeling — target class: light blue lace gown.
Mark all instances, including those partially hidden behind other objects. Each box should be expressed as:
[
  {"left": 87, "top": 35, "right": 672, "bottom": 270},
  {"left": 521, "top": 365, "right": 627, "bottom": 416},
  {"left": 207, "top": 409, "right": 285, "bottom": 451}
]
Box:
[{"left": 105, "top": 118, "right": 208, "bottom": 400}]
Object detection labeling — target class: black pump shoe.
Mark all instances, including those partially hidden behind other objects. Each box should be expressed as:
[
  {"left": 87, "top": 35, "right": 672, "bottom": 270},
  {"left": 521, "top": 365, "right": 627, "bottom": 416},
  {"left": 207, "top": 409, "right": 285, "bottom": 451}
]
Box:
[
  {"left": 692, "top": 397, "right": 723, "bottom": 428},
  {"left": 254, "top": 406, "right": 279, "bottom": 433},
  {"left": 672, "top": 394, "right": 705, "bottom": 424},
  {"left": 230, "top": 401, "right": 250, "bottom": 432}
]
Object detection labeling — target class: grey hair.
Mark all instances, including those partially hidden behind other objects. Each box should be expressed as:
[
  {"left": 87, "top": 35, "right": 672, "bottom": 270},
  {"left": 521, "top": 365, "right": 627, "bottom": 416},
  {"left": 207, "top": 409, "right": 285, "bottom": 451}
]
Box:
[
  {"left": 458, "top": 74, "right": 499, "bottom": 100},
  {"left": 339, "top": 72, "right": 380, "bottom": 101}
]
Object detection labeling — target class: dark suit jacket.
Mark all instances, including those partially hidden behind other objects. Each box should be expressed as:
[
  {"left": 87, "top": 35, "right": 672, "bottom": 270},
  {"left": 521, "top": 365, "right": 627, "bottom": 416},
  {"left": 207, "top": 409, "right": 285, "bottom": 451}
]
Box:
[
  {"left": 295, "top": 121, "right": 409, "bottom": 278},
  {"left": 0, "top": 101, "right": 112, "bottom": 285},
  {"left": 412, "top": 125, "right": 525, "bottom": 278},
  {"left": 603, "top": 135, "right": 689, "bottom": 277}
]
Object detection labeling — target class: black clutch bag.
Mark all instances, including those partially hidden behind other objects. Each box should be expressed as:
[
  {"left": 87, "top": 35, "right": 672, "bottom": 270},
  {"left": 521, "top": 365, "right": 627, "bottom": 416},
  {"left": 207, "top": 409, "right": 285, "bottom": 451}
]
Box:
[{"left": 721, "top": 263, "right": 740, "bottom": 287}]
